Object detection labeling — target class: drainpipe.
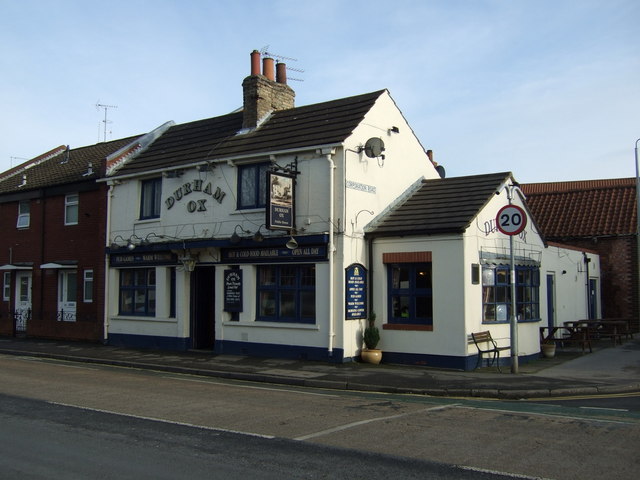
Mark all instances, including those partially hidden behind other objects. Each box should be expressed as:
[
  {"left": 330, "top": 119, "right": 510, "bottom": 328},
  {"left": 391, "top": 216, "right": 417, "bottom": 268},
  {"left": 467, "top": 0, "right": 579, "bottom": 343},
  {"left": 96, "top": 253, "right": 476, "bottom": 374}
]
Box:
[
  {"left": 103, "top": 183, "right": 114, "bottom": 343},
  {"left": 324, "top": 149, "right": 336, "bottom": 357}
]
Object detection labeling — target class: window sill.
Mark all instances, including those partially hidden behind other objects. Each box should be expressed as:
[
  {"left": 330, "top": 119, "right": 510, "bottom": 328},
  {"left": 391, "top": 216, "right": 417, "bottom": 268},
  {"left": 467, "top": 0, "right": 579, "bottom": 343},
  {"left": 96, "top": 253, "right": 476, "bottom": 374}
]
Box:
[
  {"left": 223, "top": 320, "right": 319, "bottom": 330},
  {"left": 383, "top": 324, "right": 433, "bottom": 331}
]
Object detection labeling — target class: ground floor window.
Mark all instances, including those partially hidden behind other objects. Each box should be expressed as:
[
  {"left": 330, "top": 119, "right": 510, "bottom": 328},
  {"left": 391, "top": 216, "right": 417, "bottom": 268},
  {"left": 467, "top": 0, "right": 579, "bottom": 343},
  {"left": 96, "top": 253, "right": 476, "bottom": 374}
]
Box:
[
  {"left": 119, "top": 268, "right": 156, "bottom": 316},
  {"left": 257, "top": 264, "right": 316, "bottom": 323},
  {"left": 387, "top": 262, "right": 433, "bottom": 325},
  {"left": 3, "top": 272, "right": 10, "bottom": 301},
  {"left": 482, "top": 265, "right": 539, "bottom": 322}
]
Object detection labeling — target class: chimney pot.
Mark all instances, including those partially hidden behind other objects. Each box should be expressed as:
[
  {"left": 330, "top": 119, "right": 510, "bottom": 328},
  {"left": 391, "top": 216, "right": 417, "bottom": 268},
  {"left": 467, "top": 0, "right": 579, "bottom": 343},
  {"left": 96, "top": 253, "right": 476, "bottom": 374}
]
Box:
[
  {"left": 262, "top": 57, "right": 275, "bottom": 81},
  {"left": 250, "top": 50, "right": 261, "bottom": 76},
  {"left": 276, "top": 62, "right": 287, "bottom": 84}
]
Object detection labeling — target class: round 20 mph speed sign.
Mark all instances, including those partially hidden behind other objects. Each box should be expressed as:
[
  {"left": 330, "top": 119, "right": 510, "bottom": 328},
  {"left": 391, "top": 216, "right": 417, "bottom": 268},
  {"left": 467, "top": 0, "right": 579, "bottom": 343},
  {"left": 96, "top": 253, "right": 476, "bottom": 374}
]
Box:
[{"left": 496, "top": 205, "right": 527, "bottom": 236}]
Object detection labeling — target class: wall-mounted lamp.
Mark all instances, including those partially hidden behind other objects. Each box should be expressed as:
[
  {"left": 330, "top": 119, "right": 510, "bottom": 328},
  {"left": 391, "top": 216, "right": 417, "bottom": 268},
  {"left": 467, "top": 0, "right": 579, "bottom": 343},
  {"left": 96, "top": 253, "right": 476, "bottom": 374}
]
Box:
[
  {"left": 126, "top": 234, "right": 143, "bottom": 251},
  {"left": 389, "top": 126, "right": 400, "bottom": 134},
  {"left": 110, "top": 235, "right": 127, "bottom": 249},
  {"left": 178, "top": 252, "right": 198, "bottom": 272},
  {"left": 231, "top": 225, "right": 250, "bottom": 244},
  {"left": 286, "top": 236, "right": 298, "bottom": 250},
  {"left": 253, "top": 225, "right": 265, "bottom": 242},
  {"left": 562, "top": 270, "right": 567, "bottom": 275}
]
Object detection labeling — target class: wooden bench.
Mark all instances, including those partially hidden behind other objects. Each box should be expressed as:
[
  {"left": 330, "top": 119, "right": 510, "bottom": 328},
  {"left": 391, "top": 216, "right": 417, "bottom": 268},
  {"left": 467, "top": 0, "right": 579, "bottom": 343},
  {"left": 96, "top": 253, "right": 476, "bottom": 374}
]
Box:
[{"left": 469, "top": 331, "right": 510, "bottom": 372}]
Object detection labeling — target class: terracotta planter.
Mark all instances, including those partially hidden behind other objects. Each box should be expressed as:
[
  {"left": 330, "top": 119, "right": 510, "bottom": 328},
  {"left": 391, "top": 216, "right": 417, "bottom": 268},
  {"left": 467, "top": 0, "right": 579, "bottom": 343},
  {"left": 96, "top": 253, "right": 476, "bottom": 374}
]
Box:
[
  {"left": 361, "top": 349, "right": 382, "bottom": 364},
  {"left": 541, "top": 343, "right": 556, "bottom": 358}
]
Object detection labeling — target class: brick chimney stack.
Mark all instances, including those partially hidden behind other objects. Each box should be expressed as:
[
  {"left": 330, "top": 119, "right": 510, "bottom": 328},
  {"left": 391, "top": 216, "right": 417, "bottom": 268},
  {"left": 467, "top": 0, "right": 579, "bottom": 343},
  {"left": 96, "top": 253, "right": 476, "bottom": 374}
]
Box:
[{"left": 242, "top": 50, "right": 295, "bottom": 130}]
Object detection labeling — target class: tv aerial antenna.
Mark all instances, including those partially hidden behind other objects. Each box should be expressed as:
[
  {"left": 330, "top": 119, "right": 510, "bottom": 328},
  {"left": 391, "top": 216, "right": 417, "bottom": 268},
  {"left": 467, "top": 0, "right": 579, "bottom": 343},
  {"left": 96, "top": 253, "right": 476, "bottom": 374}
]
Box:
[
  {"left": 96, "top": 101, "right": 117, "bottom": 142},
  {"left": 259, "top": 46, "right": 305, "bottom": 81}
]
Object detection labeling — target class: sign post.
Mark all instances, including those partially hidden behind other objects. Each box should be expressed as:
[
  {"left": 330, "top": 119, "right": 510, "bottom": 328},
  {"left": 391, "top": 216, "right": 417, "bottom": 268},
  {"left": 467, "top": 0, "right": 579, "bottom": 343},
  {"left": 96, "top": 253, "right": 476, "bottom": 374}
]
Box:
[{"left": 496, "top": 203, "right": 527, "bottom": 374}]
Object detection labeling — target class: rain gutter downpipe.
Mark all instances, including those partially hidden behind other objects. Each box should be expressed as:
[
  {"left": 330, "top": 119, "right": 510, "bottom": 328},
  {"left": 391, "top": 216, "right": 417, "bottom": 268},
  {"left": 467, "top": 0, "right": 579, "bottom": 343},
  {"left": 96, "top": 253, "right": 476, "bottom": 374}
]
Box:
[{"left": 324, "top": 149, "right": 336, "bottom": 357}]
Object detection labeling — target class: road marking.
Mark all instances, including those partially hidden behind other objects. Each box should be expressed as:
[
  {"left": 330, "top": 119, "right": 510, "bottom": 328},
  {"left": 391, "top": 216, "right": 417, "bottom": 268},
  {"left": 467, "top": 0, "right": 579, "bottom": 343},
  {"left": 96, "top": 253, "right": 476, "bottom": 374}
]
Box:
[
  {"left": 457, "top": 464, "right": 553, "bottom": 480},
  {"left": 294, "top": 404, "right": 457, "bottom": 441},
  {"left": 46, "top": 400, "right": 276, "bottom": 440},
  {"left": 163, "top": 375, "right": 340, "bottom": 397},
  {"left": 579, "top": 406, "right": 629, "bottom": 412},
  {"left": 11, "top": 356, "right": 99, "bottom": 370},
  {"left": 456, "top": 405, "right": 636, "bottom": 425}
]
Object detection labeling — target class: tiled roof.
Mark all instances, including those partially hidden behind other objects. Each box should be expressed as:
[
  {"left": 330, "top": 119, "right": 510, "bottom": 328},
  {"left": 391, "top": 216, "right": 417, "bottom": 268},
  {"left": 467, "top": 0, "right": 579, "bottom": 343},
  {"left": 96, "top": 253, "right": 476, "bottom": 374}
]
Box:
[
  {"left": 0, "top": 137, "right": 140, "bottom": 194},
  {"left": 521, "top": 178, "right": 636, "bottom": 237},
  {"left": 113, "top": 90, "right": 387, "bottom": 176},
  {"left": 367, "top": 172, "right": 512, "bottom": 237}
]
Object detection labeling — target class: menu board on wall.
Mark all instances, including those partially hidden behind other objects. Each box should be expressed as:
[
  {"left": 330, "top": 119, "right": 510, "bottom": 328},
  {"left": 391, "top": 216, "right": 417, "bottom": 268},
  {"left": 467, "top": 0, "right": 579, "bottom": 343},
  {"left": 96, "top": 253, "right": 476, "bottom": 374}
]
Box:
[
  {"left": 223, "top": 269, "right": 243, "bottom": 312},
  {"left": 345, "top": 263, "right": 367, "bottom": 320}
]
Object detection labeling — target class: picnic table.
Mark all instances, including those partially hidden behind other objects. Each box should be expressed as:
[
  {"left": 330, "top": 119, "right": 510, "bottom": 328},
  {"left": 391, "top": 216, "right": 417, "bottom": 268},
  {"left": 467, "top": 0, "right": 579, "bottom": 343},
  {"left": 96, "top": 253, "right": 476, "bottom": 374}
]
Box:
[{"left": 540, "top": 318, "right": 633, "bottom": 354}]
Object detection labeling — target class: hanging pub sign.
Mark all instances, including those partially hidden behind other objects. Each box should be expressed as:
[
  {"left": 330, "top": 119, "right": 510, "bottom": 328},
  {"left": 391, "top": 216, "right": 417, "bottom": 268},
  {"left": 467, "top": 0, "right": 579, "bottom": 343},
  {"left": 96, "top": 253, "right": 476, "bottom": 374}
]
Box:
[
  {"left": 223, "top": 269, "right": 243, "bottom": 312},
  {"left": 345, "top": 263, "right": 367, "bottom": 320},
  {"left": 266, "top": 171, "right": 295, "bottom": 231}
]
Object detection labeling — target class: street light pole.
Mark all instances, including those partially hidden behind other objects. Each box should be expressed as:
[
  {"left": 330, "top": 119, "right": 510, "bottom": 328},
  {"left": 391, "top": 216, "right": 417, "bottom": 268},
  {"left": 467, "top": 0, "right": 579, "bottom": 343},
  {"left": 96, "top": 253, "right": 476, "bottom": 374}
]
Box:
[{"left": 635, "top": 139, "right": 640, "bottom": 331}]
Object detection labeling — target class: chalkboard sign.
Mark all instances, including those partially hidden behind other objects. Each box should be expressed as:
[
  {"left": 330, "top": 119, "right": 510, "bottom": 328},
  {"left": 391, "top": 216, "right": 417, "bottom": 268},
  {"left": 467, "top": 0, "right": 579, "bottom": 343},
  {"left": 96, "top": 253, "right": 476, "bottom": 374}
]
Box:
[
  {"left": 223, "top": 269, "right": 243, "bottom": 312},
  {"left": 345, "top": 263, "right": 367, "bottom": 320}
]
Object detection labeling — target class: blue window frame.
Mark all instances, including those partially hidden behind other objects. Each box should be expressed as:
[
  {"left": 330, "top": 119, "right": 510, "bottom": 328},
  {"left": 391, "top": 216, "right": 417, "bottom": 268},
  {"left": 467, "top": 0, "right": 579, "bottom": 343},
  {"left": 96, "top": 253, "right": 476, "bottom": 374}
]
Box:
[
  {"left": 140, "top": 178, "right": 162, "bottom": 219},
  {"left": 238, "top": 163, "right": 269, "bottom": 209},
  {"left": 257, "top": 264, "right": 316, "bottom": 323},
  {"left": 119, "top": 268, "right": 156, "bottom": 316},
  {"left": 482, "top": 265, "right": 540, "bottom": 322},
  {"left": 387, "top": 263, "right": 433, "bottom": 325}
]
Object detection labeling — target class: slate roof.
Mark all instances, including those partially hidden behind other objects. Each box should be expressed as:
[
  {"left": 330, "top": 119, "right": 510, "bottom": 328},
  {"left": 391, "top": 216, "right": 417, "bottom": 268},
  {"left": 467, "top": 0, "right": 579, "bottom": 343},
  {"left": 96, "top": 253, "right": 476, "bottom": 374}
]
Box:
[
  {"left": 521, "top": 178, "right": 636, "bottom": 238},
  {"left": 0, "top": 136, "right": 140, "bottom": 195},
  {"left": 113, "top": 90, "right": 387, "bottom": 177},
  {"left": 367, "top": 172, "right": 512, "bottom": 237}
]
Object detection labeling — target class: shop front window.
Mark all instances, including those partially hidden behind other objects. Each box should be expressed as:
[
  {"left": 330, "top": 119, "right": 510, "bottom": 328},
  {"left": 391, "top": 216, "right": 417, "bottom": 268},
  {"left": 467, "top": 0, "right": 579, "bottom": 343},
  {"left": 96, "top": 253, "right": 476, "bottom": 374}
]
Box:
[
  {"left": 482, "top": 265, "right": 539, "bottom": 322},
  {"left": 257, "top": 264, "right": 315, "bottom": 323},
  {"left": 119, "top": 268, "right": 156, "bottom": 316}
]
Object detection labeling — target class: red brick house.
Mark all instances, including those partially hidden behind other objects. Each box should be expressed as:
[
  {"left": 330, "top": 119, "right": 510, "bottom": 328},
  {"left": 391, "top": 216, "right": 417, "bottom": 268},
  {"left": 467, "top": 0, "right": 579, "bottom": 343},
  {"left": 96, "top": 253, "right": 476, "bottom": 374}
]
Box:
[
  {"left": 0, "top": 137, "right": 141, "bottom": 341},
  {"left": 522, "top": 178, "right": 638, "bottom": 332}
]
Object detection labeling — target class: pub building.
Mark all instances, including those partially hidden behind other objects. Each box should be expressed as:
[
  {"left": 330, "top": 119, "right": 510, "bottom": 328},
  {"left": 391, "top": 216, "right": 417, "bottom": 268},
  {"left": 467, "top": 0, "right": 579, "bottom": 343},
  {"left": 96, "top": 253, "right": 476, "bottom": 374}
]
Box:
[{"left": 102, "top": 51, "right": 599, "bottom": 369}]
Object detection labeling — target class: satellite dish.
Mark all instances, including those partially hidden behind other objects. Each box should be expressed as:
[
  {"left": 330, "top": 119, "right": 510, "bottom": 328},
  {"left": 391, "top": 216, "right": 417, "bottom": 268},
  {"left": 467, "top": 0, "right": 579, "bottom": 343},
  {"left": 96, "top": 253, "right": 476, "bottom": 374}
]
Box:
[
  {"left": 436, "top": 165, "right": 446, "bottom": 178},
  {"left": 364, "top": 138, "right": 385, "bottom": 158}
]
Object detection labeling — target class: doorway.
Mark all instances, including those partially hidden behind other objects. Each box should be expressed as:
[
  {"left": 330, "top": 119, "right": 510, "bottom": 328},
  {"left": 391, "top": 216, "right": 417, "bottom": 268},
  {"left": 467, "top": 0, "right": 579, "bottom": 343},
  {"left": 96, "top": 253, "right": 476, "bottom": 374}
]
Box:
[
  {"left": 588, "top": 278, "right": 599, "bottom": 320},
  {"left": 191, "top": 266, "right": 215, "bottom": 350},
  {"left": 14, "top": 271, "right": 32, "bottom": 334},
  {"left": 58, "top": 270, "right": 77, "bottom": 322}
]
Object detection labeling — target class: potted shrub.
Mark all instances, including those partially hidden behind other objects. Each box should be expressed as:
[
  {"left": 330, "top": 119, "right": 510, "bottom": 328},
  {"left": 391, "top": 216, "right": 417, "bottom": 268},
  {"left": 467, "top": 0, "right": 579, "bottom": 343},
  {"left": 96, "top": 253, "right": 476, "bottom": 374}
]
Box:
[
  {"left": 361, "top": 312, "right": 382, "bottom": 364},
  {"left": 540, "top": 339, "right": 556, "bottom": 358}
]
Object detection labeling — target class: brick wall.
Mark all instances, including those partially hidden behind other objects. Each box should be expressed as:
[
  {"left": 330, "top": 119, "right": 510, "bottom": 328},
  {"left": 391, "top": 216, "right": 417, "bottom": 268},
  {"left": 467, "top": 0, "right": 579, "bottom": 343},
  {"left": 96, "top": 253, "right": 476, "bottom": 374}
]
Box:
[
  {"left": 0, "top": 183, "right": 107, "bottom": 341},
  {"left": 553, "top": 236, "right": 638, "bottom": 331}
]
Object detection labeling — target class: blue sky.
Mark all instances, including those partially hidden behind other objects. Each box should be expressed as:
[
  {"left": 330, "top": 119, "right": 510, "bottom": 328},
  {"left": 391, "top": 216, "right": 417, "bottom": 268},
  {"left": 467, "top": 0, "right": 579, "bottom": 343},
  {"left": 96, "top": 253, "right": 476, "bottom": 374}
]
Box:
[{"left": 1, "top": 0, "right": 638, "bottom": 182}]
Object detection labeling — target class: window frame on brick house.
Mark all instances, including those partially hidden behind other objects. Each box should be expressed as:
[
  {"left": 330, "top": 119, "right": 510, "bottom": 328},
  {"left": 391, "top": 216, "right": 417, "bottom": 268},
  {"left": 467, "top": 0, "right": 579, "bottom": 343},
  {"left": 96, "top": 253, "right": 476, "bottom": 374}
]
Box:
[
  {"left": 17, "top": 200, "right": 30, "bottom": 229},
  {"left": 64, "top": 193, "right": 79, "bottom": 225}
]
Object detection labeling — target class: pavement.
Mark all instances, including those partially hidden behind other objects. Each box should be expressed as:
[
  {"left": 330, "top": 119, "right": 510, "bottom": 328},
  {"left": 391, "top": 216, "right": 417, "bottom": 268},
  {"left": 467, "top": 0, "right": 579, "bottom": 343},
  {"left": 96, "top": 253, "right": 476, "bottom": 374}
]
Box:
[{"left": 1, "top": 335, "right": 639, "bottom": 399}]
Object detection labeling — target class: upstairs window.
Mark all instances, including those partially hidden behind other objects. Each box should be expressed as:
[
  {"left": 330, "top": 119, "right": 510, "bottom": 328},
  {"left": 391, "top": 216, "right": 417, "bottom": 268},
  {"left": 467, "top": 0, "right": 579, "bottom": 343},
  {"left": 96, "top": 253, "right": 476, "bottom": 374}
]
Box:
[
  {"left": 140, "top": 178, "right": 162, "bottom": 219},
  {"left": 238, "top": 163, "right": 269, "bottom": 209},
  {"left": 65, "top": 193, "right": 79, "bottom": 225},
  {"left": 17, "top": 200, "right": 30, "bottom": 228}
]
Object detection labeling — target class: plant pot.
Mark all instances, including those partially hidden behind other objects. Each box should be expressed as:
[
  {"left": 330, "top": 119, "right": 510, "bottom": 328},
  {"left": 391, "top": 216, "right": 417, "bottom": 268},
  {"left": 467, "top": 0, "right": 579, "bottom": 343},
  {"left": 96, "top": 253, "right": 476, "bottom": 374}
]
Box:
[
  {"left": 361, "top": 348, "right": 382, "bottom": 364},
  {"left": 541, "top": 343, "right": 556, "bottom": 358}
]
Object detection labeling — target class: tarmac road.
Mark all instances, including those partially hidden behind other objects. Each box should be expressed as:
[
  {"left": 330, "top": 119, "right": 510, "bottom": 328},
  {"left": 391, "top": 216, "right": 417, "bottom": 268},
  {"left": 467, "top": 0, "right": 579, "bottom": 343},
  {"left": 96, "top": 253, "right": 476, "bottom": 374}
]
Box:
[{"left": 1, "top": 353, "right": 639, "bottom": 480}]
